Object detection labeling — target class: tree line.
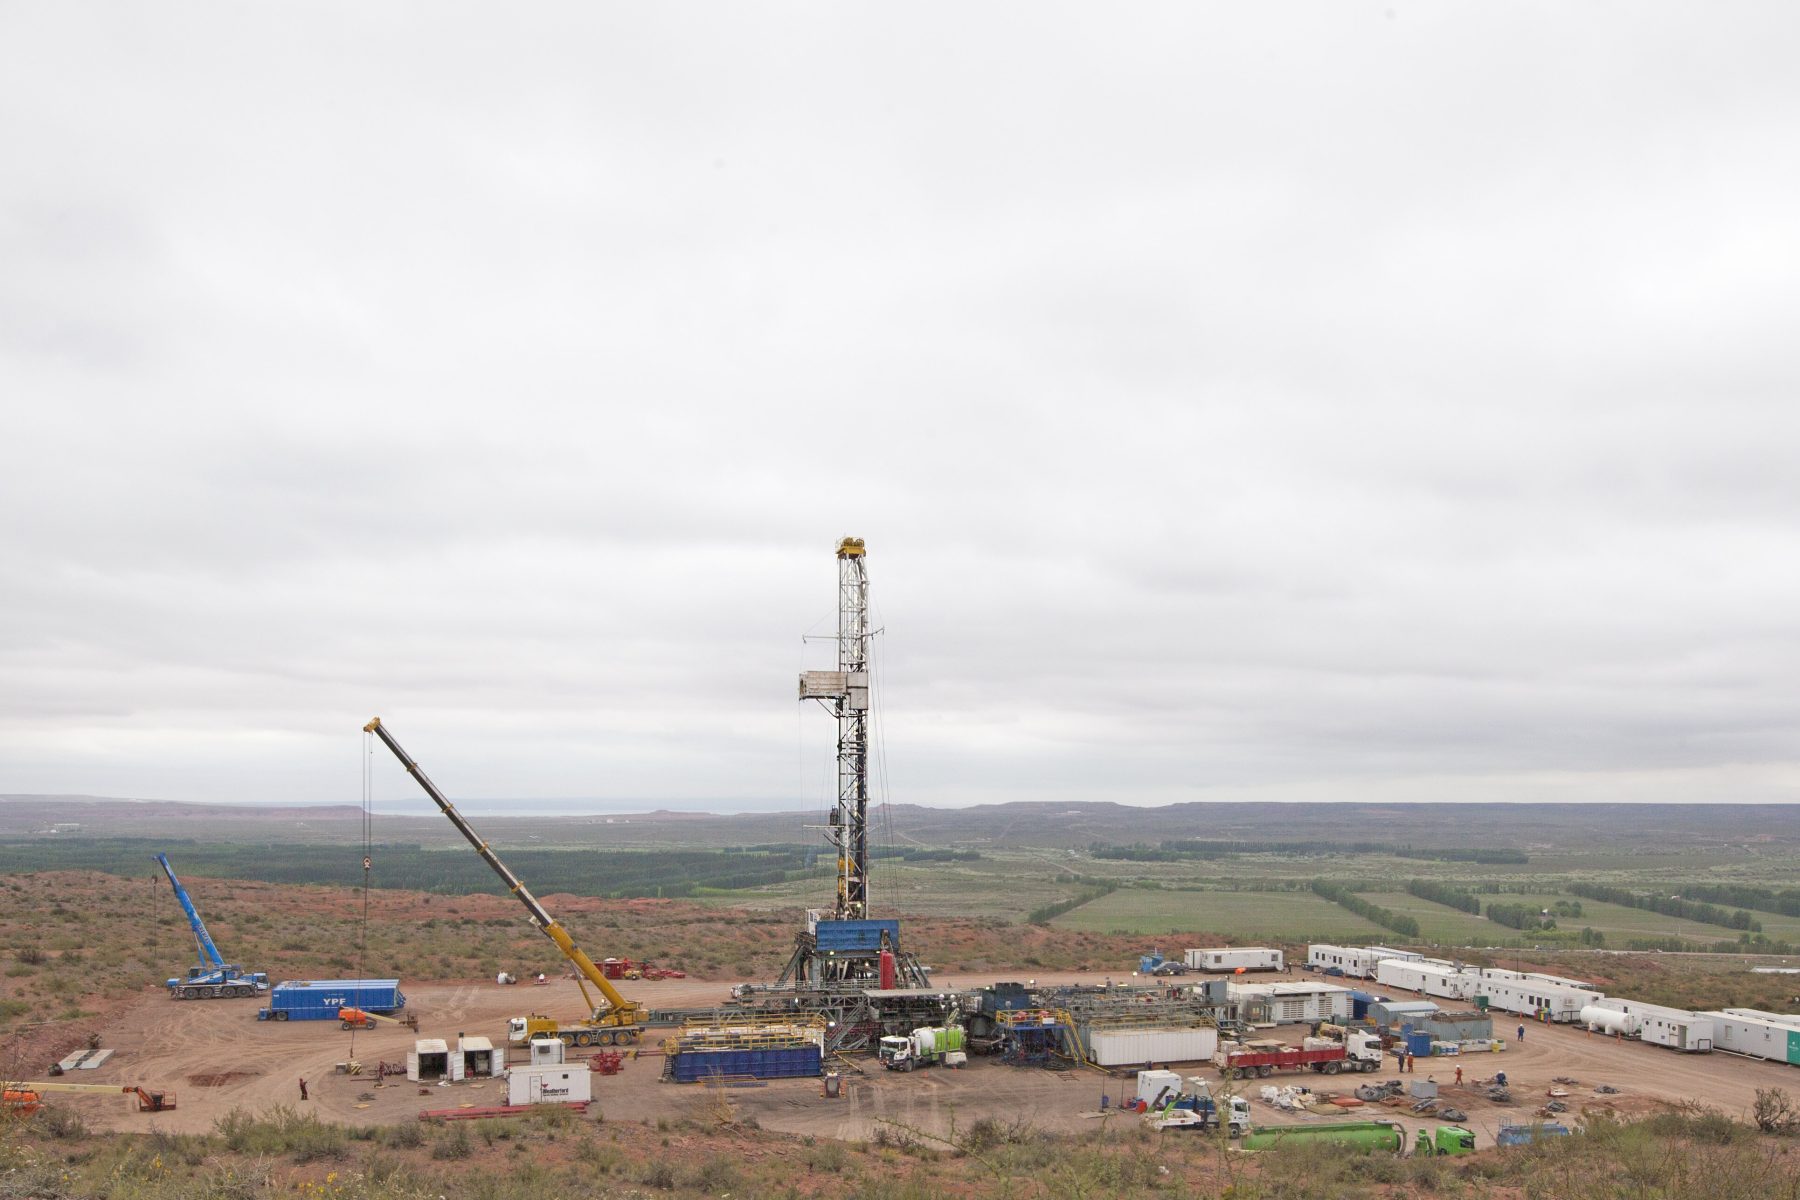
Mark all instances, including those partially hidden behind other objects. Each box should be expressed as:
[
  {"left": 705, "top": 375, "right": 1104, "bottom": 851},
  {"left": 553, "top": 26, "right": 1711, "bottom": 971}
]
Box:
[
  {"left": 1406, "top": 879, "right": 1481, "bottom": 914},
  {"left": 1567, "top": 882, "right": 1762, "bottom": 932},
  {"left": 1310, "top": 880, "right": 1420, "bottom": 938}
]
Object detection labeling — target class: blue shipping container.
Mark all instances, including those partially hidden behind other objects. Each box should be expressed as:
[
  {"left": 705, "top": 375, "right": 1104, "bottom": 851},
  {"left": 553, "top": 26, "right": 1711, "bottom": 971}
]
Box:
[
  {"left": 1406, "top": 1031, "right": 1433, "bottom": 1057},
  {"left": 814, "top": 919, "right": 901, "bottom": 953},
  {"left": 671, "top": 1046, "right": 822, "bottom": 1083},
  {"left": 259, "top": 979, "right": 406, "bottom": 1021}
]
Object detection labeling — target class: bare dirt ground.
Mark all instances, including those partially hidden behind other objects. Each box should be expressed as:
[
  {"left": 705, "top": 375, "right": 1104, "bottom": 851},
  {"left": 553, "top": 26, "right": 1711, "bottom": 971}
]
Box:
[{"left": 50, "top": 968, "right": 1800, "bottom": 1149}]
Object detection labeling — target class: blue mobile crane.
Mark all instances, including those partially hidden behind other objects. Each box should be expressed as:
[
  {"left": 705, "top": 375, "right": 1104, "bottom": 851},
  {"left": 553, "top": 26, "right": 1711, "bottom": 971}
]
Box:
[{"left": 154, "top": 853, "right": 268, "bottom": 999}]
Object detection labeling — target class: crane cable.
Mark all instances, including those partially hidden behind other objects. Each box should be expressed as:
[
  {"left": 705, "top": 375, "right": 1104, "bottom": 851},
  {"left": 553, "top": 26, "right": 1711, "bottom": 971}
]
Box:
[{"left": 350, "top": 730, "right": 375, "bottom": 1062}]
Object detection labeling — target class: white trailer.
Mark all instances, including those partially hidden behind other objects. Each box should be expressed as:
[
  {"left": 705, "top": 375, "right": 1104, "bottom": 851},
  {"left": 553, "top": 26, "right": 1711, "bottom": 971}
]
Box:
[
  {"left": 1722, "top": 1007, "right": 1800, "bottom": 1022},
  {"left": 1088, "top": 1026, "right": 1219, "bottom": 1067},
  {"left": 1704, "top": 1011, "right": 1800, "bottom": 1065},
  {"left": 1473, "top": 976, "right": 1593, "bottom": 1024},
  {"left": 1375, "top": 959, "right": 1477, "bottom": 1001},
  {"left": 1589, "top": 999, "right": 1712, "bottom": 1051},
  {"left": 505, "top": 1063, "right": 592, "bottom": 1106},
  {"left": 1186, "top": 947, "right": 1284, "bottom": 973},
  {"left": 1306, "top": 945, "right": 1418, "bottom": 978}
]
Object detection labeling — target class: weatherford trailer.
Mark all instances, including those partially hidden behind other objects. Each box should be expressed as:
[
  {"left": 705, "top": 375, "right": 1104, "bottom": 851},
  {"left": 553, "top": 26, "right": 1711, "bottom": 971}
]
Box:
[
  {"left": 257, "top": 980, "right": 406, "bottom": 1022},
  {"left": 1473, "top": 976, "right": 1593, "bottom": 1024},
  {"left": 1186, "top": 948, "right": 1284, "bottom": 973},
  {"left": 1587, "top": 999, "right": 1712, "bottom": 1051},
  {"left": 1704, "top": 1011, "right": 1800, "bottom": 1065}
]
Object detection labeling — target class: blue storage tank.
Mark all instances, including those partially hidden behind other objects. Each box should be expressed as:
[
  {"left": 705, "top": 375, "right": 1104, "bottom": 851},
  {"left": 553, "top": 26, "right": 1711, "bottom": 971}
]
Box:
[
  {"left": 258, "top": 979, "right": 406, "bottom": 1021},
  {"left": 814, "top": 919, "right": 901, "bottom": 953},
  {"left": 671, "top": 1045, "right": 822, "bottom": 1082}
]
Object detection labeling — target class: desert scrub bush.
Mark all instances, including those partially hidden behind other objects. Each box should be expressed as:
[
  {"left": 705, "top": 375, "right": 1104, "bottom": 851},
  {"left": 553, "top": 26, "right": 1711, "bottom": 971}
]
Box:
[
  {"left": 574, "top": 1139, "right": 623, "bottom": 1173},
  {"left": 805, "top": 1138, "right": 849, "bottom": 1172},
  {"left": 635, "top": 1157, "right": 678, "bottom": 1189},
  {"left": 1752, "top": 1087, "right": 1796, "bottom": 1136},
  {"left": 145, "top": 1127, "right": 209, "bottom": 1167},
  {"left": 430, "top": 1122, "right": 472, "bottom": 1161},
  {"left": 687, "top": 1154, "right": 742, "bottom": 1195},
  {"left": 379, "top": 1122, "right": 424, "bottom": 1149},
  {"left": 213, "top": 1105, "right": 347, "bottom": 1162}
]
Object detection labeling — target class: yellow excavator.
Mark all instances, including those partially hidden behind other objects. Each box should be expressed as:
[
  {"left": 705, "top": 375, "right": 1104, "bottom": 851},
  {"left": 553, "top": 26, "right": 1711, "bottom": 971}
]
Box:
[
  {"left": 364, "top": 718, "right": 648, "bottom": 1047},
  {"left": 3, "top": 1080, "right": 176, "bottom": 1114}
]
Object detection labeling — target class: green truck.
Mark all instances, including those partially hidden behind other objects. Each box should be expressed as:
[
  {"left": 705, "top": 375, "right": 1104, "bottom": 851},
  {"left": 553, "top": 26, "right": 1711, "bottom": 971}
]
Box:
[
  {"left": 878, "top": 1025, "right": 967, "bottom": 1071},
  {"left": 1241, "top": 1121, "right": 1475, "bottom": 1156}
]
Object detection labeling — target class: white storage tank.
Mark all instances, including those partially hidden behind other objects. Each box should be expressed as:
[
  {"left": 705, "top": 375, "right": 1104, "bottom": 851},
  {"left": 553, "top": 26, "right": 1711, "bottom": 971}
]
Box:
[
  {"left": 1581, "top": 1005, "right": 1639, "bottom": 1036},
  {"left": 1088, "top": 1026, "right": 1219, "bottom": 1067}
]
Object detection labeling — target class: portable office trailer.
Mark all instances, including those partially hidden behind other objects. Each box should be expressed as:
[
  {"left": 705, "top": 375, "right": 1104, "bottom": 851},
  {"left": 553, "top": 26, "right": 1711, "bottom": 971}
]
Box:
[
  {"left": 1518, "top": 970, "right": 1600, "bottom": 992},
  {"left": 1086, "top": 1026, "right": 1218, "bottom": 1067},
  {"left": 1590, "top": 999, "right": 1712, "bottom": 1051},
  {"left": 1230, "top": 982, "right": 1351, "bottom": 1024},
  {"left": 1185, "top": 948, "right": 1284, "bottom": 973},
  {"left": 1705, "top": 1011, "right": 1800, "bottom": 1065},
  {"left": 1722, "top": 1007, "right": 1800, "bottom": 1022},
  {"left": 1375, "top": 960, "right": 1476, "bottom": 1001},
  {"left": 1479, "top": 977, "right": 1596, "bottom": 1024},
  {"left": 506, "top": 1062, "right": 592, "bottom": 1105},
  {"left": 1307, "top": 945, "right": 1419, "bottom": 978}
]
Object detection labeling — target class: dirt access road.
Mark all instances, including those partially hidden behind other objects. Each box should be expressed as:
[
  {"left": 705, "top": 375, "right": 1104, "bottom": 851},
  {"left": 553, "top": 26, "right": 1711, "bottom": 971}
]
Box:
[{"left": 54, "top": 970, "right": 1800, "bottom": 1147}]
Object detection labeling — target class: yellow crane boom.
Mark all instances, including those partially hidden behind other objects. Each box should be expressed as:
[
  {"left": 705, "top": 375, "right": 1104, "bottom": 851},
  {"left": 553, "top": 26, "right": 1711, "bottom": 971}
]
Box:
[{"left": 363, "top": 718, "right": 646, "bottom": 1036}]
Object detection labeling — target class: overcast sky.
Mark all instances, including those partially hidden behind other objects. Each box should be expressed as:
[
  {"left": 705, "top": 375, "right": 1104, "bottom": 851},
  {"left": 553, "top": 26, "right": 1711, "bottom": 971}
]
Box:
[{"left": 4, "top": 3, "right": 1799, "bottom": 814}]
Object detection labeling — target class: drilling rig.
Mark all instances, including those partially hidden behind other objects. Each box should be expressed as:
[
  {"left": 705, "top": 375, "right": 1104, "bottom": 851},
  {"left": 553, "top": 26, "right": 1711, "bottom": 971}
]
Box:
[{"left": 778, "top": 537, "right": 929, "bottom": 989}]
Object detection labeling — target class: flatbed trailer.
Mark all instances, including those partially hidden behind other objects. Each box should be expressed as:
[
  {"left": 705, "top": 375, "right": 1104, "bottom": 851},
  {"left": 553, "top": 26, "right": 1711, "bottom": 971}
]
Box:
[{"left": 1216, "top": 1045, "right": 1378, "bottom": 1078}]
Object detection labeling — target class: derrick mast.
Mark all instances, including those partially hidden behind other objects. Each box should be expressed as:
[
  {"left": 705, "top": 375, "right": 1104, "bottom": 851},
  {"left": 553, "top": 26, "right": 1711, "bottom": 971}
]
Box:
[
  {"left": 830, "top": 536, "right": 870, "bottom": 918},
  {"left": 798, "top": 537, "right": 873, "bottom": 919}
]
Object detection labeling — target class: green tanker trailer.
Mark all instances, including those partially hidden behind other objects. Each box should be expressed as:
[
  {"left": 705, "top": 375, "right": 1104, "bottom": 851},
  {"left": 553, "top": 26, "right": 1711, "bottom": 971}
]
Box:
[{"left": 1241, "top": 1121, "right": 1473, "bottom": 1155}]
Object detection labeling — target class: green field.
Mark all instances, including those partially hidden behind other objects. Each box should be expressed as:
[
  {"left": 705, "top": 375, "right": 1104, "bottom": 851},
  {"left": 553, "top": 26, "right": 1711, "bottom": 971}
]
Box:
[
  {"left": 1504, "top": 893, "right": 1800, "bottom": 946},
  {"left": 1359, "top": 892, "right": 1502, "bottom": 945},
  {"left": 1050, "top": 888, "right": 1388, "bottom": 939}
]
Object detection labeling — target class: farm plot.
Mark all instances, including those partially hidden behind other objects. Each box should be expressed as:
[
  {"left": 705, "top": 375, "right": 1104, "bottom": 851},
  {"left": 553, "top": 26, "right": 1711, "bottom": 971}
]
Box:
[
  {"left": 1506, "top": 893, "right": 1757, "bottom": 946},
  {"left": 1051, "top": 888, "right": 1387, "bottom": 939},
  {"left": 1358, "top": 891, "right": 1498, "bottom": 945}
]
